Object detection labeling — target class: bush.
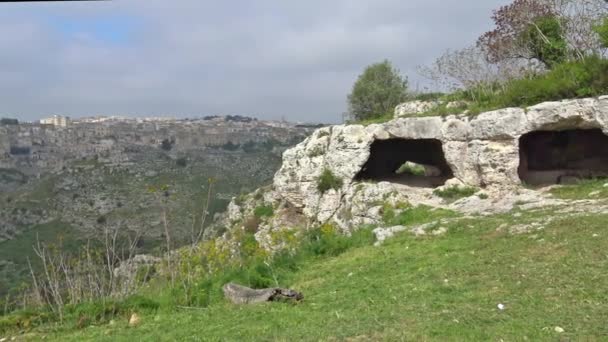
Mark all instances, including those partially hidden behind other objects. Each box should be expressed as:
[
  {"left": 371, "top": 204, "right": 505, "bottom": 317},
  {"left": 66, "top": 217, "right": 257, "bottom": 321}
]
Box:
[
  {"left": 348, "top": 60, "right": 409, "bottom": 121},
  {"left": 594, "top": 17, "right": 608, "bottom": 48},
  {"left": 317, "top": 169, "right": 344, "bottom": 193},
  {"left": 253, "top": 205, "right": 274, "bottom": 218}
]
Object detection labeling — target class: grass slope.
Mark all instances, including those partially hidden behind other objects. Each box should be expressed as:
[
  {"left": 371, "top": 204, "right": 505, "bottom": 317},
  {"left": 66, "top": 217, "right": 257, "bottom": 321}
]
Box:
[{"left": 37, "top": 210, "right": 608, "bottom": 341}]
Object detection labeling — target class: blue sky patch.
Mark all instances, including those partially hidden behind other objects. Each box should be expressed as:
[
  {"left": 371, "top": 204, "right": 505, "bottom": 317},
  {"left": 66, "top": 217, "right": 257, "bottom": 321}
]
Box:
[{"left": 48, "top": 14, "right": 139, "bottom": 45}]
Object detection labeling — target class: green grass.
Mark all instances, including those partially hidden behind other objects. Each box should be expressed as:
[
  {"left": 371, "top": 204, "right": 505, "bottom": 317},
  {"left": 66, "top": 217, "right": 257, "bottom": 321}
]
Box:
[
  {"left": 382, "top": 204, "right": 459, "bottom": 226},
  {"left": 433, "top": 186, "right": 479, "bottom": 201},
  {"left": 350, "top": 113, "right": 394, "bottom": 126},
  {"left": 550, "top": 178, "right": 608, "bottom": 200},
  {"left": 253, "top": 205, "right": 274, "bottom": 218},
  {"left": 20, "top": 210, "right": 607, "bottom": 341}
]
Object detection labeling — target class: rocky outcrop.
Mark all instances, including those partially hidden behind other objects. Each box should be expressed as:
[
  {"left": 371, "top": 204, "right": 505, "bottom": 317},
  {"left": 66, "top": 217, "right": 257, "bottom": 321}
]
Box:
[
  {"left": 394, "top": 100, "right": 441, "bottom": 116},
  {"left": 217, "top": 96, "right": 608, "bottom": 247}
]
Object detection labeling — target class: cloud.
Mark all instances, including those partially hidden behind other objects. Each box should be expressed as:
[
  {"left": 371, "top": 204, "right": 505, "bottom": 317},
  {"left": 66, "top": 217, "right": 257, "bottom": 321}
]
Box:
[{"left": 0, "top": 0, "right": 510, "bottom": 123}]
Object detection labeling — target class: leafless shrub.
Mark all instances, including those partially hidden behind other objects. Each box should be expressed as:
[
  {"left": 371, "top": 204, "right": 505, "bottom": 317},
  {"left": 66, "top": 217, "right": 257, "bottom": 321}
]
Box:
[{"left": 417, "top": 45, "right": 541, "bottom": 93}]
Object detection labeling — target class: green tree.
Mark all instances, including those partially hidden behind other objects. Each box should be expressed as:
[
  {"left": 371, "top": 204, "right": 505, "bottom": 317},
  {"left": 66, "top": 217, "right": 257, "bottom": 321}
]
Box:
[
  {"left": 594, "top": 17, "right": 608, "bottom": 49},
  {"left": 347, "top": 60, "right": 408, "bottom": 121},
  {"left": 477, "top": 1, "right": 569, "bottom": 68},
  {"left": 519, "top": 16, "right": 569, "bottom": 68}
]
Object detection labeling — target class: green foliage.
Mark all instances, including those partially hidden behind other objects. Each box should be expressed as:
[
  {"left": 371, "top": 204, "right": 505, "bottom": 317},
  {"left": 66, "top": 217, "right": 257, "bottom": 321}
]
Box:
[
  {"left": 593, "top": 17, "right": 608, "bottom": 48},
  {"left": 433, "top": 186, "right": 478, "bottom": 201},
  {"left": 413, "top": 92, "right": 444, "bottom": 101},
  {"left": 422, "top": 57, "right": 608, "bottom": 118},
  {"left": 499, "top": 56, "right": 608, "bottom": 107},
  {"left": 135, "top": 265, "right": 157, "bottom": 284},
  {"left": 348, "top": 60, "right": 409, "bottom": 121},
  {"left": 316, "top": 169, "right": 344, "bottom": 193},
  {"left": 519, "top": 16, "right": 568, "bottom": 68},
  {"left": 0, "top": 310, "right": 53, "bottom": 334},
  {"left": 395, "top": 162, "right": 425, "bottom": 176},
  {"left": 253, "top": 205, "right": 274, "bottom": 218},
  {"left": 65, "top": 296, "right": 160, "bottom": 328},
  {"left": 387, "top": 205, "right": 458, "bottom": 226},
  {"left": 350, "top": 113, "right": 395, "bottom": 126}
]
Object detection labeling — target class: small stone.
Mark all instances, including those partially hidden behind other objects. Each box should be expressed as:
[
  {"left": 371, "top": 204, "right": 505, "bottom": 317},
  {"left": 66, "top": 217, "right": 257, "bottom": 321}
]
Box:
[
  {"left": 554, "top": 326, "right": 565, "bottom": 333},
  {"left": 589, "top": 191, "right": 600, "bottom": 197},
  {"left": 593, "top": 234, "right": 599, "bottom": 237},
  {"left": 129, "top": 313, "right": 141, "bottom": 327}
]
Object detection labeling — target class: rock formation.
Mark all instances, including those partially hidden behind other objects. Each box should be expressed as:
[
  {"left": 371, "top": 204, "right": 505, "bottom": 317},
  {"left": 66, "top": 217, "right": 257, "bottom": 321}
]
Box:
[{"left": 217, "top": 96, "right": 608, "bottom": 248}]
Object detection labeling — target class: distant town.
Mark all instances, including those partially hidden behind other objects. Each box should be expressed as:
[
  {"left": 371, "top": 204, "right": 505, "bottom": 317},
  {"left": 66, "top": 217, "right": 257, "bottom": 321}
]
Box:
[{"left": 0, "top": 114, "right": 324, "bottom": 174}]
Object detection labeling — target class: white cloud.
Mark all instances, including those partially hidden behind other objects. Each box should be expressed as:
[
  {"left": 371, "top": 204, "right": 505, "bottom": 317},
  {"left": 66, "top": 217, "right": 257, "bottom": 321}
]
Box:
[{"left": 0, "top": 0, "right": 510, "bottom": 122}]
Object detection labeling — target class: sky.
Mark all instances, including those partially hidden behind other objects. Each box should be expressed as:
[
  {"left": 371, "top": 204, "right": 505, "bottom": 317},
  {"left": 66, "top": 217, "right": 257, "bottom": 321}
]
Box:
[{"left": 0, "top": 0, "right": 510, "bottom": 123}]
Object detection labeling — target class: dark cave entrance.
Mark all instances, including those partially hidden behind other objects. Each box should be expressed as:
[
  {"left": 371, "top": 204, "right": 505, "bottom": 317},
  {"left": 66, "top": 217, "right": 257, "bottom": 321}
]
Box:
[
  {"left": 518, "top": 129, "right": 608, "bottom": 185},
  {"left": 355, "top": 139, "right": 453, "bottom": 188}
]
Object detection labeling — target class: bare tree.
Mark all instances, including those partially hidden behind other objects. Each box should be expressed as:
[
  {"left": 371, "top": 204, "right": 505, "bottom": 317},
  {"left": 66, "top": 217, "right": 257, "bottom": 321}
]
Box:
[{"left": 417, "top": 45, "right": 541, "bottom": 95}]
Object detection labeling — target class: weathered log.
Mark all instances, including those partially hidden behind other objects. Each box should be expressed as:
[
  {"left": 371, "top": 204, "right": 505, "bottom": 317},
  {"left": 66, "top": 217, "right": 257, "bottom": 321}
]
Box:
[{"left": 222, "top": 283, "right": 303, "bottom": 304}]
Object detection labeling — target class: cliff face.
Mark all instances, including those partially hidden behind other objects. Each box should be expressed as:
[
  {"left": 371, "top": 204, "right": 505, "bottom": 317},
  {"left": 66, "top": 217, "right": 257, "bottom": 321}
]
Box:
[{"left": 219, "top": 96, "right": 608, "bottom": 248}]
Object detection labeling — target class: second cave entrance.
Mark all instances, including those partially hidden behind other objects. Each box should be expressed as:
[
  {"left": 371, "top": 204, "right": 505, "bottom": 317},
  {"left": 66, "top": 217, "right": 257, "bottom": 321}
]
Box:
[
  {"left": 355, "top": 139, "right": 453, "bottom": 188},
  {"left": 518, "top": 129, "right": 608, "bottom": 185}
]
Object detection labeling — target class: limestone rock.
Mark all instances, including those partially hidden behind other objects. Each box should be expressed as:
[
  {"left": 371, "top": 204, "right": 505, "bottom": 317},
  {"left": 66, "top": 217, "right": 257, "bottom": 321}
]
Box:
[
  {"left": 395, "top": 100, "right": 440, "bottom": 117},
  {"left": 220, "top": 96, "right": 608, "bottom": 249}
]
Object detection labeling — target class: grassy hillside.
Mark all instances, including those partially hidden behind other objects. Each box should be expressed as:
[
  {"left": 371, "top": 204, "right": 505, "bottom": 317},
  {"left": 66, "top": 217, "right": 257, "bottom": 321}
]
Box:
[
  {"left": 0, "top": 148, "right": 285, "bottom": 300},
  {"left": 7, "top": 197, "right": 607, "bottom": 341}
]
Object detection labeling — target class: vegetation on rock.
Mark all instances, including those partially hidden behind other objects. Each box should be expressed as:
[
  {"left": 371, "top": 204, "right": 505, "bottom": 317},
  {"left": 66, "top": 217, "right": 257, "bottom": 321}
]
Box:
[
  {"left": 316, "top": 169, "right": 344, "bottom": 193},
  {"left": 433, "top": 186, "right": 479, "bottom": 201}
]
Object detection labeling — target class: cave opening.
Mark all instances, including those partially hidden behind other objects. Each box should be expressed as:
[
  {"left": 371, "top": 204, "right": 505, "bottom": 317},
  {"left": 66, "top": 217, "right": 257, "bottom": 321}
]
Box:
[
  {"left": 355, "top": 139, "right": 453, "bottom": 188},
  {"left": 518, "top": 129, "right": 608, "bottom": 185}
]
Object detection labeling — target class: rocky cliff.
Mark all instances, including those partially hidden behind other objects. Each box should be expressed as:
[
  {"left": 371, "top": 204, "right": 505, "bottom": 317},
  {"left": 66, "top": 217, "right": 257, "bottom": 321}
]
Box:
[{"left": 217, "top": 96, "right": 608, "bottom": 249}]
